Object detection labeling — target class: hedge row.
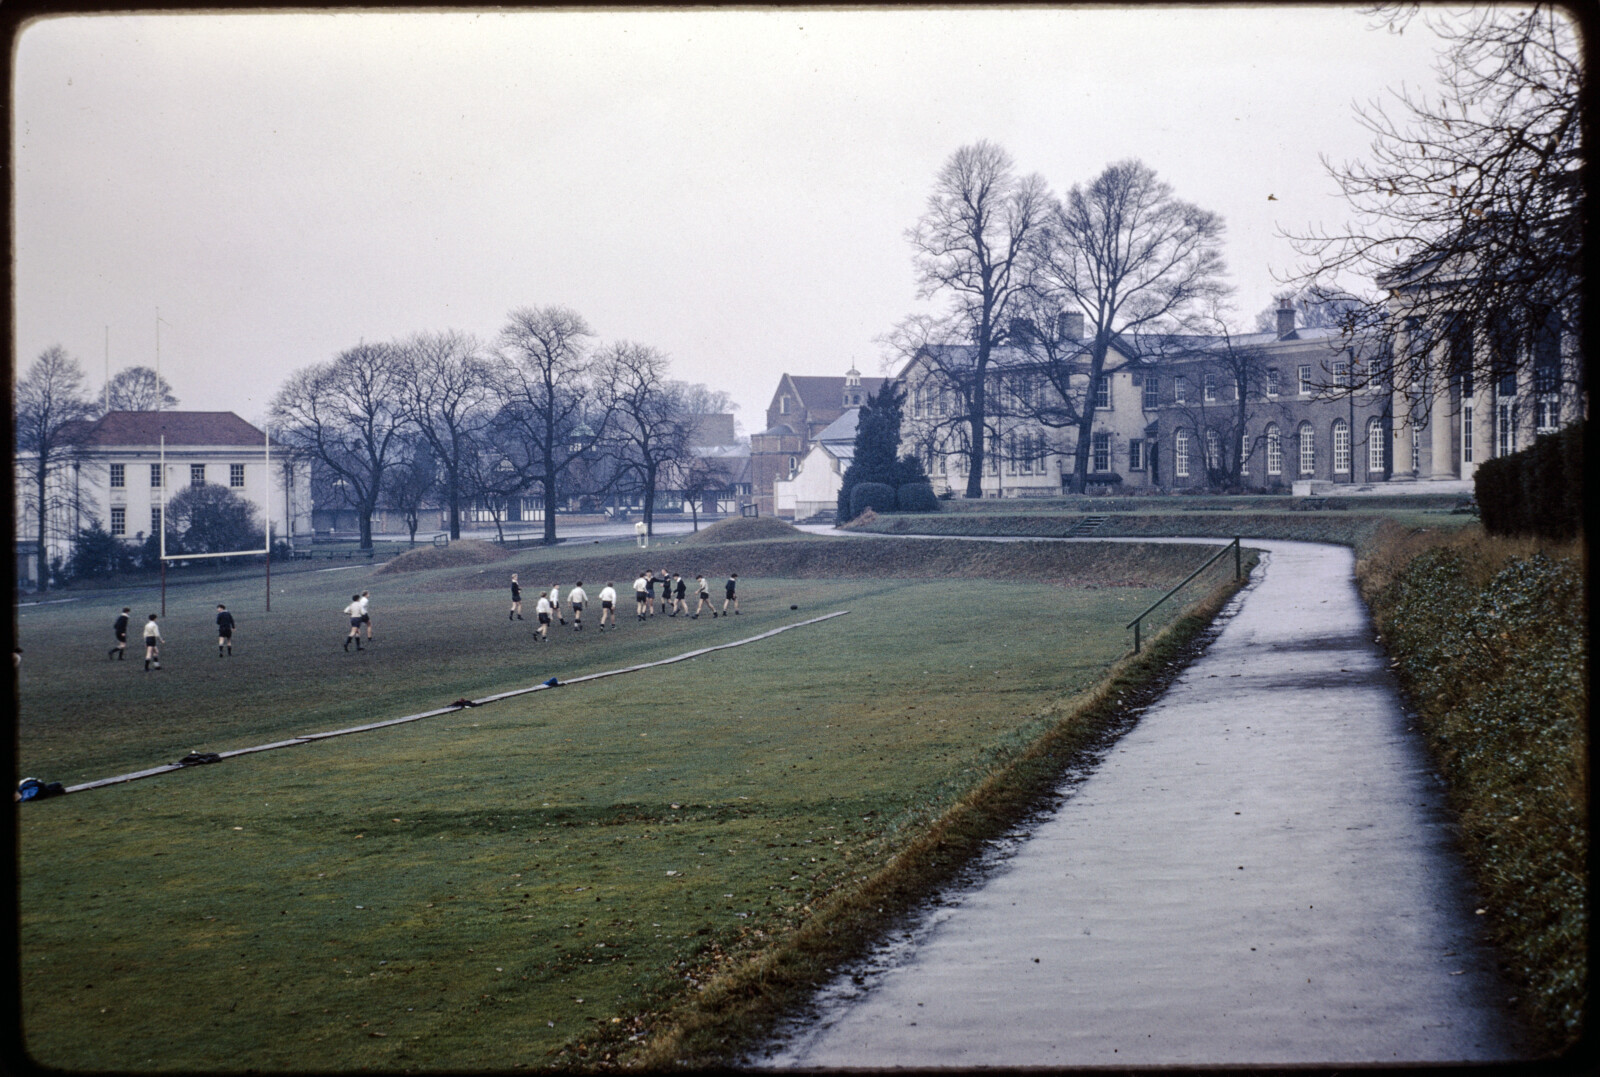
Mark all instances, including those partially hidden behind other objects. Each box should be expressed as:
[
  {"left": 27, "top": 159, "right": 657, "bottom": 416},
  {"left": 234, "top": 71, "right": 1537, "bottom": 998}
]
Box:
[{"left": 1474, "top": 421, "right": 1584, "bottom": 540}]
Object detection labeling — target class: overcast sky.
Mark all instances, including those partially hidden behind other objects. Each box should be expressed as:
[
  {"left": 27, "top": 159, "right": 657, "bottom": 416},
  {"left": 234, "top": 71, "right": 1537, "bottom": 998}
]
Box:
[{"left": 12, "top": 6, "right": 1450, "bottom": 432}]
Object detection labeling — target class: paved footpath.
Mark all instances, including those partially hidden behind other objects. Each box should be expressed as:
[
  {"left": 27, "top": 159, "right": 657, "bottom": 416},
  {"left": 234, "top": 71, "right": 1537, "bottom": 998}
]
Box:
[{"left": 762, "top": 539, "right": 1527, "bottom": 1067}]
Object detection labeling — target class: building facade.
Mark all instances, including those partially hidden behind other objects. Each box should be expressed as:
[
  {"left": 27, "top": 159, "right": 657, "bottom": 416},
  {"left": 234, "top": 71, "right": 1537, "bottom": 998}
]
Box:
[
  {"left": 751, "top": 366, "right": 884, "bottom": 515},
  {"left": 14, "top": 411, "right": 311, "bottom": 585},
  {"left": 772, "top": 407, "right": 859, "bottom": 519}
]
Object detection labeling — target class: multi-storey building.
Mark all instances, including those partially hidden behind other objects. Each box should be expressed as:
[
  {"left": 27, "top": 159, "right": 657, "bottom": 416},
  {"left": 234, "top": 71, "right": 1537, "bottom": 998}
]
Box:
[{"left": 14, "top": 410, "right": 311, "bottom": 586}]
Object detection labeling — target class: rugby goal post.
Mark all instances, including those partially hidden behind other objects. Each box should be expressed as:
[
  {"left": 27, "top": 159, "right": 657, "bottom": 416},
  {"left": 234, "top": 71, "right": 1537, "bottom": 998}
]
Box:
[{"left": 157, "top": 429, "right": 274, "bottom": 615}]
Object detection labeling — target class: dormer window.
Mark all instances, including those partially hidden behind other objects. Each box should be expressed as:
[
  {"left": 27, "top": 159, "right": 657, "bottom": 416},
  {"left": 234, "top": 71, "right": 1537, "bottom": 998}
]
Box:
[{"left": 779, "top": 395, "right": 789, "bottom": 415}]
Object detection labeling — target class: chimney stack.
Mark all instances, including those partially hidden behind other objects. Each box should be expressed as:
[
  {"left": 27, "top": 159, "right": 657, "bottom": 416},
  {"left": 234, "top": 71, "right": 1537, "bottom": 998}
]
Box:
[
  {"left": 1276, "top": 297, "right": 1296, "bottom": 339},
  {"left": 1057, "top": 311, "right": 1085, "bottom": 341},
  {"left": 1009, "top": 318, "right": 1035, "bottom": 344}
]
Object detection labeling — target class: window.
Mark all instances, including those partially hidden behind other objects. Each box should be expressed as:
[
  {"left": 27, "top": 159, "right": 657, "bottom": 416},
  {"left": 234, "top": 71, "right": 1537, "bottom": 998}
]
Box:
[
  {"left": 1461, "top": 369, "right": 1474, "bottom": 397},
  {"left": 787, "top": 456, "right": 797, "bottom": 476},
  {"left": 1536, "top": 397, "right": 1560, "bottom": 433},
  {"left": 1462, "top": 406, "right": 1474, "bottom": 463},
  {"left": 1094, "top": 376, "right": 1111, "bottom": 410},
  {"left": 1332, "top": 360, "right": 1350, "bottom": 387},
  {"left": 1129, "top": 439, "right": 1145, "bottom": 471},
  {"left": 191, "top": 464, "right": 206, "bottom": 486},
  {"left": 1204, "top": 428, "right": 1221, "bottom": 471},
  {"left": 985, "top": 434, "right": 999, "bottom": 475},
  {"left": 1203, "top": 372, "right": 1217, "bottom": 403},
  {"left": 109, "top": 463, "right": 125, "bottom": 489},
  {"left": 1297, "top": 365, "right": 1313, "bottom": 396},
  {"left": 151, "top": 507, "right": 163, "bottom": 537},
  {"left": 111, "top": 506, "right": 126, "bottom": 537},
  {"left": 1018, "top": 433, "right": 1035, "bottom": 476},
  {"left": 1498, "top": 372, "right": 1517, "bottom": 397},
  {"left": 1333, "top": 418, "right": 1351, "bottom": 473},
  {"left": 1298, "top": 422, "right": 1316, "bottom": 474},
  {"left": 1005, "top": 434, "right": 1019, "bottom": 476},
  {"left": 1265, "top": 424, "right": 1282, "bottom": 476},
  {"left": 1266, "top": 368, "right": 1280, "bottom": 397},
  {"left": 779, "top": 396, "right": 789, "bottom": 415},
  {"left": 230, "top": 463, "right": 246, "bottom": 488},
  {"left": 1092, "top": 431, "right": 1110, "bottom": 471},
  {"left": 1497, "top": 401, "right": 1513, "bottom": 456},
  {"left": 1240, "top": 432, "right": 1251, "bottom": 475},
  {"left": 150, "top": 464, "right": 163, "bottom": 488},
  {"left": 1173, "top": 377, "right": 1187, "bottom": 404},
  {"left": 1367, "top": 417, "right": 1385, "bottom": 473},
  {"left": 1143, "top": 375, "right": 1159, "bottom": 410},
  {"left": 1174, "top": 429, "right": 1191, "bottom": 478}
]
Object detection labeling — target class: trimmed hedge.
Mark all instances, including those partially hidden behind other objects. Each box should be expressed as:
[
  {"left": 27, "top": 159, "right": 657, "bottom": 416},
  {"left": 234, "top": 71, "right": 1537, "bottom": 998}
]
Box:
[
  {"left": 850, "top": 482, "right": 896, "bottom": 519},
  {"left": 896, "top": 482, "right": 939, "bottom": 513},
  {"left": 1475, "top": 420, "right": 1583, "bottom": 540}
]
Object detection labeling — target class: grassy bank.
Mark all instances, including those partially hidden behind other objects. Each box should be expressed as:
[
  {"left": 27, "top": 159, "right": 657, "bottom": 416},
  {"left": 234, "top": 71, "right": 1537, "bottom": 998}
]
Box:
[
  {"left": 1355, "top": 527, "right": 1587, "bottom": 1055},
  {"left": 17, "top": 537, "right": 1250, "bottom": 1071}
]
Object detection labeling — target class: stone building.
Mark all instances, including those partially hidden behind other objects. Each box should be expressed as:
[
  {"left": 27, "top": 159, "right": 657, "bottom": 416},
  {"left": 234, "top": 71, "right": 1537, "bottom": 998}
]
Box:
[{"left": 751, "top": 366, "right": 884, "bottom": 515}]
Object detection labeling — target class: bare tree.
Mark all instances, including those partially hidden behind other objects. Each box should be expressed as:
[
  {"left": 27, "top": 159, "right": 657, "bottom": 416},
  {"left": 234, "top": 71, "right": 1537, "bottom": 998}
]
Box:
[
  {"left": 14, "top": 346, "right": 97, "bottom": 590},
  {"left": 902, "top": 141, "right": 1050, "bottom": 496},
  {"left": 494, "top": 306, "right": 606, "bottom": 545},
  {"left": 1252, "top": 288, "right": 1366, "bottom": 334},
  {"left": 382, "top": 436, "right": 438, "bottom": 547},
  {"left": 103, "top": 365, "right": 179, "bottom": 412},
  {"left": 594, "top": 343, "right": 690, "bottom": 535},
  {"left": 673, "top": 453, "right": 732, "bottom": 531},
  {"left": 271, "top": 342, "right": 411, "bottom": 550},
  {"left": 396, "top": 329, "right": 493, "bottom": 540},
  {"left": 1032, "top": 159, "right": 1229, "bottom": 492},
  {"left": 1286, "top": 4, "right": 1582, "bottom": 422}
]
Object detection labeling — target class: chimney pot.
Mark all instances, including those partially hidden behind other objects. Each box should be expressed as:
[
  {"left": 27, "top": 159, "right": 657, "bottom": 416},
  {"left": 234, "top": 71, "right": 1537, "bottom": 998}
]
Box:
[
  {"left": 1057, "top": 311, "right": 1085, "bottom": 341},
  {"left": 1276, "top": 299, "right": 1296, "bottom": 339}
]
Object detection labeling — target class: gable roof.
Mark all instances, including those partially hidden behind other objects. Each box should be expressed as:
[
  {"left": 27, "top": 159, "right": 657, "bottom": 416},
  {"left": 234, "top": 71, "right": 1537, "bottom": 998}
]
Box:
[
  {"left": 69, "top": 411, "right": 268, "bottom": 448},
  {"left": 785, "top": 374, "right": 886, "bottom": 410},
  {"left": 814, "top": 407, "right": 860, "bottom": 446}
]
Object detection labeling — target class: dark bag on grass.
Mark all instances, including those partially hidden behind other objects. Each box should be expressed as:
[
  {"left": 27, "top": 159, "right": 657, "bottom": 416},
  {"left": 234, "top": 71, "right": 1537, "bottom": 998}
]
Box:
[
  {"left": 177, "top": 752, "right": 223, "bottom": 766},
  {"left": 16, "top": 778, "right": 64, "bottom": 801}
]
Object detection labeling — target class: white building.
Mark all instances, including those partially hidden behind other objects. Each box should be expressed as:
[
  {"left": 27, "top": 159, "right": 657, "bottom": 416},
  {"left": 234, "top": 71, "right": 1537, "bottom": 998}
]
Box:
[
  {"left": 14, "top": 411, "right": 311, "bottom": 585},
  {"left": 772, "top": 407, "right": 859, "bottom": 519}
]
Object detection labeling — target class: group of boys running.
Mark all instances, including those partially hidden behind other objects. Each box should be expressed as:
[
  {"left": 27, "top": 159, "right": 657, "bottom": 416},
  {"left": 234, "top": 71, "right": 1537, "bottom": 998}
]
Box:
[
  {"left": 511, "top": 571, "right": 738, "bottom": 642},
  {"left": 107, "top": 602, "right": 238, "bottom": 669}
]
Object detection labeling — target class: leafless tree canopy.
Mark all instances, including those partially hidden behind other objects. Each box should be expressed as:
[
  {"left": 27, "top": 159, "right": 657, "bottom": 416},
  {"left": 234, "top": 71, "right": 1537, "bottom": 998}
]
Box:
[
  {"left": 595, "top": 342, "right": 691, "bottom": 534},
  {"left": 1032, "top": 159, "right": 1229, "bottom": 491},
  {"left": 902, "top": 140, "right": 1050, "bottom": 495},
  {"left": 104, "top": 365, "right": 179, "bottom": 412},
  {"left": 494, "top": 305, "right": 607, "bottom": 545},
  {"left": 396, "top": 329, "right": 493, "bottom": 539},
  {"left": 1286, "top": 4, "right": 1582, "bottom": 415},
  {"left": 270, "top": 341, "right": 411, "bottom": 549},
  {"left": 15, "top": 346, "right": 98, "bottom": 589}
]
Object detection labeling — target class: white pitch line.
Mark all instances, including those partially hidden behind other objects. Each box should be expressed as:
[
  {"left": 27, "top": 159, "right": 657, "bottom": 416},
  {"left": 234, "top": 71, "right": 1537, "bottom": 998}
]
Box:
[{"left": 60, "top": 611, "right": 850, "bottom": 796}]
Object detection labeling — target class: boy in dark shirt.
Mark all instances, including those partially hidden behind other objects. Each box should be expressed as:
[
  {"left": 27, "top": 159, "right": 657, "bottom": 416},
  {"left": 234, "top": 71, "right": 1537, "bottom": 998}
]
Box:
[
  {"left": 722, "top": 573, "right": 739, "bottom": 615},
  {"left": 216, "top": 604, "right": 236, "bottom": 656},
  {"left": 110, "top": 607, "right": 131, "bottom": 660},
  {"left": 673, "top": 574, "right": 689, "bottom": 616}
]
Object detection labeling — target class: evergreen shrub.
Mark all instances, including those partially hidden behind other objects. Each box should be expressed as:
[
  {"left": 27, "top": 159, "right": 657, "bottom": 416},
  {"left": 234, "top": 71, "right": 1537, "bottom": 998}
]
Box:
[
  {"left": 896, "top": 482, "right": 938, "bottom": 513},
  {"left": 1474, "top": 420, "right": 1584, "bottom": 541},
  {"left": 850, "top": 482, "right": 896, "bottom": 519}
]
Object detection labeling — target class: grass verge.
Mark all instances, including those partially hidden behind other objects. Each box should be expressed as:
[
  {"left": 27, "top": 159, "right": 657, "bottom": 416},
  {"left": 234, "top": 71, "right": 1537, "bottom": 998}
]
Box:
[{"left": 1356, "top": 526, "right": 1587, "bottom": 1056}]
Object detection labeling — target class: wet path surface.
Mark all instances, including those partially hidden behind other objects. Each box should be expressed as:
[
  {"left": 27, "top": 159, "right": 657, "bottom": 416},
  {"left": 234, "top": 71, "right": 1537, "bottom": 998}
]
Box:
[{"left": 760, "top": 539, "right": 1526, "bottom": 1067}]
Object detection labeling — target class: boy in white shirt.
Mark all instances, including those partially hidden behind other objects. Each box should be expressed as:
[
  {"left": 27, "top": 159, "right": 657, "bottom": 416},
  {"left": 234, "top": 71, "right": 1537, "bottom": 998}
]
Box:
[
  {"left": 359, "top": 590, "right": 373, "bottom": 642},
  {"left": 143, "top": 614, "right": 163, "bottom": 670},
  {"left": 343, "top": 595, "right": 364, "bottom": 652},
  {"left": 567, "top": 582, "right": 588, "bottom": 631},
  {"left": 550, "top": 584, "right": 567, "bottom": 626},
  {"left": 534, "top": 592, "right": 552, "bottom": 641},
  {"left": 692, "top": 575, "right": 712, "bottom": 618},
  {"left": 598, "top": 582, "right": 618, "bottom": 630},
  {"left": 633, "top": 574, "right": 650, "bottom": 620}
]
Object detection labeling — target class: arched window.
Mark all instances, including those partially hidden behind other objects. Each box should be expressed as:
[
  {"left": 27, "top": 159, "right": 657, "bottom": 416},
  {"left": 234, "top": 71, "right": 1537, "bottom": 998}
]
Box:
[
  {"left": 1367, "top": 417, "right": 1385, "bottom": 473},
  {"left": 1204, "top": 428, "right": 1221, "bottom": 471},
  {"left": 1240, "top": 431, "right": 1251, "bottom": 475},
  {"left": 1298, "top": 422, "right": 1316, "bottom": 475},
  {"left": 1265, "top": 423, "right": 1282, "bottom": 476},
  {"left": 1175, "top": 429, "right": 1191, "bottom": 478},
  {"left": 1332, "top": 418, "right": 1350, "bottom": 473}
]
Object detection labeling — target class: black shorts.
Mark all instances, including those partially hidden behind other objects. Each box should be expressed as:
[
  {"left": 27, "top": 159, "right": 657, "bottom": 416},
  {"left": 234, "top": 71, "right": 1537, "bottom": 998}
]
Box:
[
  {"left": 350, "top": 617, "right": 363, "bottom": 627},
  {"left": 725, "top": 589, "right": 735, "bottom": 599},
  {"left": 635, "top": 592, "right": 647, "bottom": 602},
  {"left": 115, "top": 632, "right": 127, "bottom": 643},
  {"left": 601, "top": 601, "right": 613, "bottom": 610},
  {"left": 218, "top": 628, "right": 233, "bottom": 638},
  {"left": 360, "top": 614, "right": 371, "bottom": 624},
  {"left": 571, "top": 602, "right": 584, "bottom": 612},
  {"left": 538, "top": 613, "right": 550, "bottom": 625}
]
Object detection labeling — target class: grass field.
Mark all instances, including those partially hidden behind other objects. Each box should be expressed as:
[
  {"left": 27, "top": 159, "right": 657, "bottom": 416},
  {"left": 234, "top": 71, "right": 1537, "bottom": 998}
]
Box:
[{"left": 15, "top": 532, "right": 1243, "bottom": 1070}]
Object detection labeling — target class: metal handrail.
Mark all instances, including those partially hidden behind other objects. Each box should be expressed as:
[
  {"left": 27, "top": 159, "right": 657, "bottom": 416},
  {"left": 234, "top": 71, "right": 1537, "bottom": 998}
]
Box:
[{"left": 1125, "top": 537, "right": 1242, "bottom": 653}]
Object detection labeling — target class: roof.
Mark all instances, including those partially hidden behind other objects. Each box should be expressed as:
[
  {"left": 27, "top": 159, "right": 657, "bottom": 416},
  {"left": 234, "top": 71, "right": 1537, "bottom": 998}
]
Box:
[
  {"left": 786, "top": 374, "right": 886, "bottom": 409},
  {"left": 68, "top": 411, "right": 268, "bottom": 448},
  {"left": 814, "top": 408, "right": 861, "bottom": 446}
]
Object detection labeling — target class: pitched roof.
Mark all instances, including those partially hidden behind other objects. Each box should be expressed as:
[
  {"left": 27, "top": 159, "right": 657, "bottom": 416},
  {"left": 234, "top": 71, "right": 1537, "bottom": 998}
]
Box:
[
  {"left": 787, "top": 374, "right": 886, "bottom": 409},
  {"left": 815, "top": 407, "right": 860, "bottom": 445},
  {"left": 70, "top": 411, "right": 268, "bottom": 448}
]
